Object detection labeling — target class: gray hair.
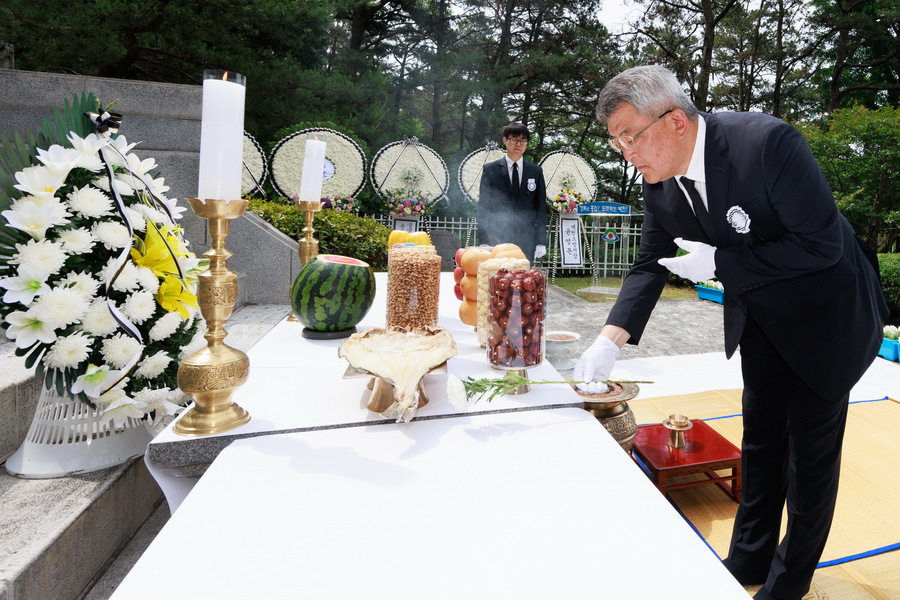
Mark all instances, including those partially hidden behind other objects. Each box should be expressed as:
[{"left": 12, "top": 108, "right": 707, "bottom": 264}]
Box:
[{"left": 596, "top": 65, "right": 698, "bottom": 124}]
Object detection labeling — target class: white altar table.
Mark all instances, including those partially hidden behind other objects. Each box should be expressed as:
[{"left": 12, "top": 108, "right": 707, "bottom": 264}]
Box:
[
  {"left": 147, "top": 272, "right": 583, "bottom": 510},
  {"left": 117, "top": 408, "right": 750, "bottom": 600}
]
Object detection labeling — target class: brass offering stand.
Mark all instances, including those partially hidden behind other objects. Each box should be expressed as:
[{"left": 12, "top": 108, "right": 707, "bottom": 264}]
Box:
[
  {"left": 662, "top": 413, "right": 693, "bottom": 448},
  {"left": 343, "top": 363, "right": 448, "bottom": 414},
  {"left": 296, "top": 199, "right": 323, "bottom": 266},
  {"left": 174, "top": 198, "right": 251, "bottom": 436}
]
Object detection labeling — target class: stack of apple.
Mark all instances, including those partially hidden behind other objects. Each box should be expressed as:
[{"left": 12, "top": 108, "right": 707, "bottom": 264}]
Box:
[{"left": 454, "top": 244, "right": 528, "bottom": 327}]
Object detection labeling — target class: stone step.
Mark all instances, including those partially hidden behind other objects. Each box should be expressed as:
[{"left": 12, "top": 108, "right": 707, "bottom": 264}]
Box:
[{"left": 0, "top": 304, "right": 292, "bottom": 600}]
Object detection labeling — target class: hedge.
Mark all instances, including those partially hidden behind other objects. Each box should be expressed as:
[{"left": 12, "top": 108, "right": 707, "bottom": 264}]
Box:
[{"left": 248, "top": 199, "right": 390, "bottom": 271}]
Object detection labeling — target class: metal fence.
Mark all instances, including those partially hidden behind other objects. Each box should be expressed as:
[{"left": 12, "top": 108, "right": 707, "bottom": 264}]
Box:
[{"left": 371, "top": 213, "right": 644, "bottom": 282}]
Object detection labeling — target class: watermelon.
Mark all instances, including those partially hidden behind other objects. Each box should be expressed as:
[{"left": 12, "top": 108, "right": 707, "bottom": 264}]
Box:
[{"left": 291, "top": 255, "right": 376, "bottom": 339}]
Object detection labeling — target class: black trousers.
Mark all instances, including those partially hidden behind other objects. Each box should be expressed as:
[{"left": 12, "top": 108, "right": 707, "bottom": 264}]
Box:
[{"left": 725, "top": 316, "right": 849, "bottom": 600}]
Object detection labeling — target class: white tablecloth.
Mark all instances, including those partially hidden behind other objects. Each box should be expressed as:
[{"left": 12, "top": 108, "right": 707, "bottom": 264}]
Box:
[
  {"left": 118, "top": 408, "right": 750, "bottom": 600},
  {"left": 147, "top": 272, "right": 582, "bottom": 510}
]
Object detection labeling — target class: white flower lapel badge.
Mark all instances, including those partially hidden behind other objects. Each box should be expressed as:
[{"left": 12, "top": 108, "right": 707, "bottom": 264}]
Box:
[
  {"left": 726, "top": 205, "right": 751, "bottom": 234},
  {"left": 527, "top": 178, "right": 537, "bottom": 192}
]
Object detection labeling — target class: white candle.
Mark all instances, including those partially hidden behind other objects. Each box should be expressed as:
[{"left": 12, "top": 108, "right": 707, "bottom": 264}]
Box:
[
  {"left": 298, "top": 138, "right": 327, "bottom": 203},
  {"left": 197, "top": 70, "right": 246, "bottom": 201}
]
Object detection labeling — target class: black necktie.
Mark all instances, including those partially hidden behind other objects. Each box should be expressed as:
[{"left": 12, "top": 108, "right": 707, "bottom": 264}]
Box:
[
  {"left": 512, "top": 162, "right": 520, "bottom": 193},
  {"left": 680, "top": 176, "right": 715, "bottom": 242}
]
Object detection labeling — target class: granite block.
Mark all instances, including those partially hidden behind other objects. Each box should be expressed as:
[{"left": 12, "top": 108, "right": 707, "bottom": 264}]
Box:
[{"left": 0, "top": 389, "right": 16, "bottom": 462}]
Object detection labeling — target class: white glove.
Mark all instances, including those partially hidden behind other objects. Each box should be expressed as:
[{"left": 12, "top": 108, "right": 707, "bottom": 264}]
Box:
[
  {"left": 658, "top": 238, "right": 717, "bottom": 283},
  {"left": 534, "top": 244, "right": 547, "bottom": 259},
  {"left": 573, "top": 335, "right": 620, "bottom": 394}
]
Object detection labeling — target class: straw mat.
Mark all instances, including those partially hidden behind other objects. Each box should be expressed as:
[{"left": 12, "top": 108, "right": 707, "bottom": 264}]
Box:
[{"left": 630, "top": 391, "right": 900, "bottom": 599}]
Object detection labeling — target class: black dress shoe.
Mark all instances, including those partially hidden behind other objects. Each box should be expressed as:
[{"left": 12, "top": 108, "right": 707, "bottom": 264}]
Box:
[{"left": 721, "top": 558, "right": 768, "bottom": 586}]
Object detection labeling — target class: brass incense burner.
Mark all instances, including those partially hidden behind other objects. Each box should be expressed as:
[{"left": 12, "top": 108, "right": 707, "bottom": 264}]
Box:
[
  {"left": 174, "top": 198, "right": 251, "bottom": 436},
  {"left": 576, "top": 382, "right": 640, "bottom": 451}
]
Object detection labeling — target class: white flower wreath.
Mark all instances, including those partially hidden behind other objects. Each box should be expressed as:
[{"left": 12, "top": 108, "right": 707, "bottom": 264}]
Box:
[
  {"left": 457, "top": 142, "right": 507, "bottom": 202},
  {"left": 0, "top": 105, "right": 205, "bottom": 425},
  {"left": 539, "top": 148, "right": 598, "bottom": 203},
  {"left": 269, "top": 128, "right": 367, "bottom": 199},
  {"left": 241, "top": 131, "right": 267, "bottom": 196},
  {"left": 370, "top": 138, "right": 449, "bottom": 203}
]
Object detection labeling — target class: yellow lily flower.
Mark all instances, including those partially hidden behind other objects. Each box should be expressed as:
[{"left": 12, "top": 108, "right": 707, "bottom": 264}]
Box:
[
  {"left": 156, "top": 274, "right": 198, "bottom": 318},
  {"left": 131, "top": 222, "right": 180, "bottom": 279}
]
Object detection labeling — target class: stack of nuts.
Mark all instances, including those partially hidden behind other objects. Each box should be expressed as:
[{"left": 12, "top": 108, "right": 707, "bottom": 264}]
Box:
[
  {"left": 486, "top": 267, "right": 546, "bottom": 368},
  {"left": 476, "top": 257, "right": 529, "bottom": 346},
  {"left": 387, "top": 245, "right": 442, "bottom": 329}
]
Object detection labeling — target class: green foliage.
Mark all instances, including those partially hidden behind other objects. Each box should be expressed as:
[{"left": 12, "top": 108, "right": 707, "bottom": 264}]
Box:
[
  {"left": 797, "top": 106, "right": 900, "bottom": 253},
  {"left": 248, "top": 198, "right": 390, "bottom": 270},
  {"left": 878, "top": 254, "right": 900, "bottom": 324}
]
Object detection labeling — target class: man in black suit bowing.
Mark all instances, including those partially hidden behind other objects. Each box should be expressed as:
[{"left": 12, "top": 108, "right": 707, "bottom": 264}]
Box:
[
  {"left": 477, "top": 122, "right": 548, "bottom": 262},
  {"left": 574, "top": 66, "right": 888, "bottom": 600}
]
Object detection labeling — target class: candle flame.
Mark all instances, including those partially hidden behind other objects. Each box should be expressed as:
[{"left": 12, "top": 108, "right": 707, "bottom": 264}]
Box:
[{"left": 221, "top": 71, "right": 229, "bottom": 81}]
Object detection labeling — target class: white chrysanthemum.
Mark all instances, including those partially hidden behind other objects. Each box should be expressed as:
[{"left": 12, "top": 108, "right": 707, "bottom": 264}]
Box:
[
  {"left": 179, "top": 328, "right": 208, "bottom": 358},
  {"left": 123, "top": 289, "right": 157, "bottom": 324},
  {"left": 66, "top": 132, "right": 108, "bottom": 172},
  {"left": 93, "top": 175, "right": 134, "bottom": 197},
  {"left": 100, "top": 333, "right": 142, "bottom": 369},
  {"left": 56, "top": 228, "right": 96, "bottom": 254},
  {"left": 67, "top": 185, "right": 113, "bottom": 218},
  {"left": 11, "top": 238, "right": 68, "bottom": 274},
  {"left": 134, "top": 266, "right": 160, "bottom": 293},
  {"left": 446, "top": 375, "right": 469, "bottom": 410},
  {"left": 58, "top": 271, "right": 101, "bottom": 296},
  {"left": 93, "top": 220, "right": 131, "bottom": 250},
  {"left": 107, "top": 260, "right": 142, "bottom": 292},
  {"left": 123, "top": 206, "right": 146, "bottom": 232},
  {"left": 149, "top": 310, "right": 184, "bottom": 341},
  {"left": 135, "top": 351, "right": 172, "bottom": 379},
  {"left": 32, "top": 286, "right": 91, "bottom": 329},
  {"left": 44, "top": 331, "right": 93, "bottom": 369},
  {"left": 134, "top": 387, "right": 182, "bottom": 417},
  {"left": 80, "top": 300, "right": 120, "bottom": 336}
]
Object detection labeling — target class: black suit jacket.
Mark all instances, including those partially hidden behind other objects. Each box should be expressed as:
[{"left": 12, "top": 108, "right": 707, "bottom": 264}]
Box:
[
  {"left": 607, "top": 112, "right": 888, "bottom": 401},
  {"left": 477, "top": 157, "right": 548, "bottom": 262}
]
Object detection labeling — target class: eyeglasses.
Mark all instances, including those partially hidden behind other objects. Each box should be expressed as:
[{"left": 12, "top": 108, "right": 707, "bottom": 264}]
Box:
[
  {"left": 505, "top": 138, "right": 528, "bottom": 146},
  {"left": 608, "top": 109, "right": 673, "bottom": 153}
]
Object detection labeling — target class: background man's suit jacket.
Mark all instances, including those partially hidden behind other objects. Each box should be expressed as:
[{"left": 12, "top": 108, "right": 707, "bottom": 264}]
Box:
[
  {"left": 477, "top": 157, "right": 547, "bottom": 261},
  {"left": 607, "top": 112, "right": 888, "bottom": 401}
]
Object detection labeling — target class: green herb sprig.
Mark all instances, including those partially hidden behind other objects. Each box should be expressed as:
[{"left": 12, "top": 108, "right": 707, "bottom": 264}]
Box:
[{"left": 459, "top": 374, "right": 653, "bottom": 404}]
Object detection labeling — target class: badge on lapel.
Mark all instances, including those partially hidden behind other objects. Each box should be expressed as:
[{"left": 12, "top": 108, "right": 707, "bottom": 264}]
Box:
[
  {"left": 726, "top": 205, "right": 751, "bottom": 234},
  {"left": 527, "top": 178, "right": 536, "bottom": 192}
]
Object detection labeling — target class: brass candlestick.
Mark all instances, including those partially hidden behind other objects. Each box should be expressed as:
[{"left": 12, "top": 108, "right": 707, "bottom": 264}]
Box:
[
  {"left": 296, "top": 199, "right": 323, "bottom": 266},
  {"left": 175, "top": 197, "right": 251, "bottom": 436}
]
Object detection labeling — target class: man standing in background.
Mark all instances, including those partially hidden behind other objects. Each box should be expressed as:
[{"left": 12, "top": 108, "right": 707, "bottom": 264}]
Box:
[{"left": 477, "top": 122, "right": 548, "bottom": 262}]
